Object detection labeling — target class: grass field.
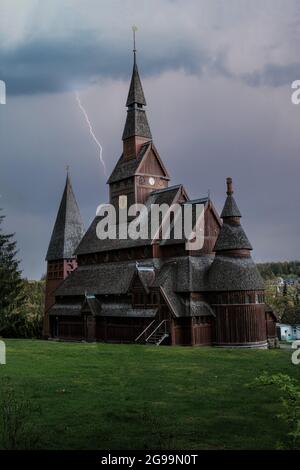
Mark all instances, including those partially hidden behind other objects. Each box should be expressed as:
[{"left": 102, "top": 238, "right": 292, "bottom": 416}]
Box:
[{"left": 0, "top": 339, "right": 298, "bottom": 450}]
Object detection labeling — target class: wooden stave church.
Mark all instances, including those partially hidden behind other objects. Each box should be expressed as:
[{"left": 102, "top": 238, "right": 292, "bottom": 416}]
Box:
[{"left": 43, "top": 48, "right": 277, "bottom": 348}]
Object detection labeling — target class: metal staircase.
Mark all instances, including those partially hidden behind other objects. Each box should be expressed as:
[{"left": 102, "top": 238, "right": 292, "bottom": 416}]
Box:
[{"left": 135, "top": 320, "right": 169, "bottom": 346}]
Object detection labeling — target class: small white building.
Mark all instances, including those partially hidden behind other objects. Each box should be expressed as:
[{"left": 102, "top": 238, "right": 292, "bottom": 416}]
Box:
[
  {"left": 277, "top": 323, "right": 300, "bottom": 341},
  {"left": 276, "top": 277, "right": 285, "bottom": 287}
]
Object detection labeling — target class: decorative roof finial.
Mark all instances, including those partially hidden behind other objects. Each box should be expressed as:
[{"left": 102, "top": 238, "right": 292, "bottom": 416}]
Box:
[
  {"left": 226, "top": 177, "right": 233, "bottom": 195},
  {"left": 132, "top": 25, "right": 138, "bottom": 63},
  {"left": 66, "top": 164, "right": 70, "bottom": 175}
]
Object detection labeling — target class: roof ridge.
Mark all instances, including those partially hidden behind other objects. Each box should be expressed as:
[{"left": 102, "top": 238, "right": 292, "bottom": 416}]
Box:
[{"left": 151, "top": 184, "right": 182, "bottom": 194}]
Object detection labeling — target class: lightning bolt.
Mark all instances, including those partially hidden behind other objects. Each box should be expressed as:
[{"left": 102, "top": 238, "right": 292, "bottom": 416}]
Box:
[{"left": 75, "top": 91, "right": 107, "bottom": 177}]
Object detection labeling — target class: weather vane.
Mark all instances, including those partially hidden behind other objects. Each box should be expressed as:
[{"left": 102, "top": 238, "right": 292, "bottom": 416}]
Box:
[{"left": 132, "top": 25, "right": 138, "bottom": 53}]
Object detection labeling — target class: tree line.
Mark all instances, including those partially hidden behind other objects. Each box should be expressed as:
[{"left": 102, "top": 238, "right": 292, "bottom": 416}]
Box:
[{"left": 257, "top": 261, "right": 300, "bottom": 280}]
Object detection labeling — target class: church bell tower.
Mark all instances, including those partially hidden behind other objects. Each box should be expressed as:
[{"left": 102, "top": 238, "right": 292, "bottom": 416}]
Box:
[{"left": 107, "top": 30, "right": 170, "bottom": 208}]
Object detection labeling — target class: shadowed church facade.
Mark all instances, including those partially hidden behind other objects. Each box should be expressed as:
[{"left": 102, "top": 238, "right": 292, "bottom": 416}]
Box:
[{"left": 43, "top": 48, "right": 276, "bottom": 348}]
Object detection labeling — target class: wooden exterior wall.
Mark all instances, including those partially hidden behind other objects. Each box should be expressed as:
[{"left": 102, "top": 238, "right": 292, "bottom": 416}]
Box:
[
  {"left": 51, "top": 316, "right": 83, "bottom": 341},
  {"left": 43, "top": 258, "right": 77, "bottom": 337},
  {"left": 171, "top": 317, "right": 213, "bottom": 346},
  {"left": 266, "top": 312, "right": 276, "bottom": 339},
  {"left": 211, "top": 290, "right": 268, "bottom": 346},
  {"left": 96, "top": 317, "right": 154, "bottom": 343}
]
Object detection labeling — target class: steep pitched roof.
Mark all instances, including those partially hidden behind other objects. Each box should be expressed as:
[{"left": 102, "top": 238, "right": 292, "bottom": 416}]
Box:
[
  {"left": 209, "top": 178, "right": 262, "bottom": 291},
  {"left": 214, "top": 178, "right": 252, "bottom": 253},
  {"left": 122, "top": 53, "right": 151, "bottom": 140},
  {"left": 126, "top": 59, "right": 147, "bottom": 106},
  {"left": 221, "top": 194, "right": 242, "bottom": 218},
  {"left": 75, "top": 185, "right": 184, "bottom": 255},
  {"left": 122, "top": 108, "right": 152, "bottom": 140},
  {"left": 46, "top": 174, "right": 85, "bottom": 261}
]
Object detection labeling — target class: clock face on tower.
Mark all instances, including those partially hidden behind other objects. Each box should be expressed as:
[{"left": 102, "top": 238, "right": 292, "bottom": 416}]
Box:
[{"left": 148, "top": 177, "right": 155, "bottom": 186}]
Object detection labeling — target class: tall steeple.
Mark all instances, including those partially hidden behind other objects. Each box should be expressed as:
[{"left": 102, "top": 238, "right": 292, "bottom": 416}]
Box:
[
  {"left": 107, "top": 31, "right": 170, "bottom": 207},
  {"left": 46, "top": 172, "right": 85, "bottom": 261},
  {"left": 43, "top": 172, "right": 85, "bottom": 338},
  {"left": 122, "top": 28, "right": 152, "bottom": 158}
]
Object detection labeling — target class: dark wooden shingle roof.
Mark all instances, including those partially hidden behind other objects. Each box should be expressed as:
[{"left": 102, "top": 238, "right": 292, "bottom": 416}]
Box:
[
  {"left": 126, "top": 60, "right": 147, "bottom": 107},
  {"left": 46, "top": 174, "right": 85, "bottom": 261},
  {"left": 214, "top": 221, "right": 252, "bottom": 252}
]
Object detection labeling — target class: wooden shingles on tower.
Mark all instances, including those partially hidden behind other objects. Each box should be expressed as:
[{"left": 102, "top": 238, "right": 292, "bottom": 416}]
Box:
[{"left": 46, "top": 174, "right": 85, "bottom": 262}]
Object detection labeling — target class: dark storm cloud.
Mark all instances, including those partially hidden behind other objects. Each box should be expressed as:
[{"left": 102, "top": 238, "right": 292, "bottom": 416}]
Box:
[
  {"left": 1, "top": 0, "right": 300, "bottom": 278},
  {"left": 244, "top": 62, "right": 300, "bottom": 87},
  {"left": 2, "top": 32, "right": 298, "bottom": 97},
  {"left": 0, "top": 33, "right": 215, "bottom": 95}
]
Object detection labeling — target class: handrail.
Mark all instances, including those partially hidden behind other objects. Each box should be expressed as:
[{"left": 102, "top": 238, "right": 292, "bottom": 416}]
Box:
[
  {"left": 146, "top": 320, "right": 168, "bottom": 342},
  {"left": 134, "top": 319, "right": 156, "bottom": 342}
]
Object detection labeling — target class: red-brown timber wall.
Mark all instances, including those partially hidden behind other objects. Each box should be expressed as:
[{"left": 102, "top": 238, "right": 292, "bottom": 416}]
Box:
[
  {"left": 53, "top": 316, "right": 84, "bottom": 341},
  {"left": 96, "top": 317, "right": 154, "bottom": 343},
  {"left": 213, "top": 303, "right": 267, "bottom": 346}
]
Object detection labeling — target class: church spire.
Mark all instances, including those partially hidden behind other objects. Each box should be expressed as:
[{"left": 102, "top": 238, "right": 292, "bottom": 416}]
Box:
[
  {"left": 214, "top": 178, "right": 252, "bottom": 253},
  {"left": 122, "top": 29, "right": 152, "bottom": 144},
  {"left": 46, "top": 173, "right": 85, "bottom": 261},
  {"left": 220, "top": 177, "right": 242, "bottom": 219}
]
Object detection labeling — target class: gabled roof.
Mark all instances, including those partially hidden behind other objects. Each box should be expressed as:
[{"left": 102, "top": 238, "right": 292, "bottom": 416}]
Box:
[
  {"left": 135, "top": 143, "right": 170, "bottom": 179},
  {"left": 75, "top": 185, "right": 184, "bottom": 255},
  {"left": 160, "top": 197, "right": 221, "bottom": 247},
  {"left": 107, "top": 141, "right": 169, "bottom": 184},
  {"left": 107, "top": 142, "right": 150, "bottom": 184},
  {"left": 130, "top": 264, "right": 156, "bottom": 293},
  {"left": 46, "top": 174, "right": 85, "bottom": 261},
  {"left": 153, "top": 257, "right": 216, "bottom": 316}
]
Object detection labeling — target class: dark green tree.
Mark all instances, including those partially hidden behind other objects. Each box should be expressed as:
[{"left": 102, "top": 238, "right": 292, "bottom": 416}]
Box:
[{"left": 0, "top": 212, "right": 24, "bottom": 336}]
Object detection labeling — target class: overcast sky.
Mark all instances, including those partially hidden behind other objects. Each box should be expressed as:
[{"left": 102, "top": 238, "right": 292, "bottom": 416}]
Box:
[{"left": 0, "top": 0, "right": 299, "bottom": 279}]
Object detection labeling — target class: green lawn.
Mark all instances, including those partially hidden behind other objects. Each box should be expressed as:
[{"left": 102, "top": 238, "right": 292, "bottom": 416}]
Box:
[{"left": 0, "top": 339, "right": 298, "bottom": 450}]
